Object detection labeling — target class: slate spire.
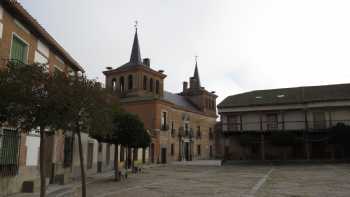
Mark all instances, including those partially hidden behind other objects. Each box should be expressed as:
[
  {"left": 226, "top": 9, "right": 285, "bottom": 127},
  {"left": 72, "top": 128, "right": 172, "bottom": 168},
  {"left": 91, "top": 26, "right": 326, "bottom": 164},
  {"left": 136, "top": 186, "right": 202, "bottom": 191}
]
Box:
[
  {"left": 193, "top": 57, "right": 201, "bottom": 88},
  {"left": 129, "top": 24, "right": 142, "bottom": 64}
]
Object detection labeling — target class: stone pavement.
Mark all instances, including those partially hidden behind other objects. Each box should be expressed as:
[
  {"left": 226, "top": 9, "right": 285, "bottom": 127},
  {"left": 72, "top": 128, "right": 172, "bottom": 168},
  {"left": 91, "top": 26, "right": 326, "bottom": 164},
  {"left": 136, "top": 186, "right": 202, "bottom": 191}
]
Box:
[
  {"left": 171, "top": 159, "right": 223, "bottom": 166},
  {"left": 10, "top": 163, "right": 350, "bottom": 197}
]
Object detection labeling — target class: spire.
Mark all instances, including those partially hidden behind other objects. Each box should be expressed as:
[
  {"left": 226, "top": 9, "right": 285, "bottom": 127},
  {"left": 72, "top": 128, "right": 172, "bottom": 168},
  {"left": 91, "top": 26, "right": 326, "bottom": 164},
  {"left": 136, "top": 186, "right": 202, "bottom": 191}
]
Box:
[
  {"left": 129, "top": 21, "right": 142, "bottom": 64},
  {"left": 193, "top": 56, "right": 201, "bottom": 88}
]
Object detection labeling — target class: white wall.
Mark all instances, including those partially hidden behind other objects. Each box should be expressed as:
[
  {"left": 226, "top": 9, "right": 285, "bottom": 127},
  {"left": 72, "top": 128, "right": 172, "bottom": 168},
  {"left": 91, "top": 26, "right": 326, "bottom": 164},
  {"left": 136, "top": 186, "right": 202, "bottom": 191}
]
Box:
[{"left": 25, "top": 135, "right": 40, "bottom": 166}]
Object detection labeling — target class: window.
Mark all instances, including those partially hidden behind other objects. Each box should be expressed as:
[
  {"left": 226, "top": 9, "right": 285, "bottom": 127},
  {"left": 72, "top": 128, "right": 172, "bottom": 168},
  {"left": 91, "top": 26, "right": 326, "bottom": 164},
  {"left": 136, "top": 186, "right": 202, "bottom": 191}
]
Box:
[
  {"left": 209, "top": 128, "right": 214, "bottom": 140},
  {"left": 313, "top": 112, "right": 326, "bottom": 129},
  {"left": 197, "top": 145, "right": 201, "bottom": 156},
  {"left": 143, "top": 76, "right": 147, "bottom": 90},
  {"left": 209, "top": 145, "right": 213, "bottom": 158},
  {"left": 171, "top": 144, "right": 174, "bottom": 156},
  {"left": 128, "top": 74, "right": 133, "bottom": 90},
  {"left": 11, "top": 35, "right": 28, "bottom": 63},
  {"left": 119, "top": 76, "right": 125, "bottom": 93},
  {"left": 156, "top": 80, "right": 160, "bottom": 94},
  {"left": 227, "top": 116, "right": 239, "bottom": 131},
  {"left": 150, "top": 78, "right": 154, "bottom": 92},
  {"left": 161, "top": 111, "right": 167, "bottom": 130},
  {"left": 196, "top": 126, "right": 201, "bottom": 138},
  {"left": 106, "top": 144, "right": 110, "bottom": 165},
  {"left": 266, "top": 114, "right": 278, "bottom": 130},
  {"left": 0, "top": 128, "right": 20, "bottom": 176},
  {"left": 171, "top": 121, "right": 175, "bottom": 137},
  {"left": 185, "top": 123, "right": 189, "bottom": 136}
]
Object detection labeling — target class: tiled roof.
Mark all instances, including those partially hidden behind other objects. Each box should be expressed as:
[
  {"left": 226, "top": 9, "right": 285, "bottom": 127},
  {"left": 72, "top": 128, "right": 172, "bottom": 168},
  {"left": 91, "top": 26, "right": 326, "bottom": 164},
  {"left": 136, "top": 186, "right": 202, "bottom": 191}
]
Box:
[
  {"left": 218, "top": 83, "right": 350, "bottom": 108},
  {"left": 2, "top": 0, "right": 84, "bottom": 72},
  {"left": 163, "top": 91, "right": 199, "bottom": 112}
]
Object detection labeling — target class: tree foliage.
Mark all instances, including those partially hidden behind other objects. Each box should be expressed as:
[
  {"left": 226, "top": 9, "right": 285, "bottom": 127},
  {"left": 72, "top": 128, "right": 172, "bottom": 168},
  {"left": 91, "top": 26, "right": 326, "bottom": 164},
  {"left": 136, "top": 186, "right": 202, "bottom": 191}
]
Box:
[{"left": 111, "top": 111, "right": 150, "bottom": 148}]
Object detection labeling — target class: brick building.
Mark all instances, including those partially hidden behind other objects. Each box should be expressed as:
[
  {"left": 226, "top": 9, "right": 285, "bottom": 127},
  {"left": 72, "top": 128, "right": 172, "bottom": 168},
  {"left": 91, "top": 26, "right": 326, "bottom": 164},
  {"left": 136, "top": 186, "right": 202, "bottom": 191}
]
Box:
[
  {"left": 0, "top": 1, "right": 114, "bottom": 195},
  {"left": 103, "top": 28, "right": 218, "bottom": 163}
]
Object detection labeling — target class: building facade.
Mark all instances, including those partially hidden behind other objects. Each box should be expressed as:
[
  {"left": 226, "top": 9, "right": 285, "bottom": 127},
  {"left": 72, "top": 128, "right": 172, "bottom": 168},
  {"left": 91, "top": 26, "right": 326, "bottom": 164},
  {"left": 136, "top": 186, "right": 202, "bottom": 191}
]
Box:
[
  {"left": 0, "top": 1, "right": 110, "bottom": 195},
  {"left": 217, "top": 83, "right": 350, "bottom": 160},
  {"left": 103, "top": 28, "right": 217, "bottom": 164}
]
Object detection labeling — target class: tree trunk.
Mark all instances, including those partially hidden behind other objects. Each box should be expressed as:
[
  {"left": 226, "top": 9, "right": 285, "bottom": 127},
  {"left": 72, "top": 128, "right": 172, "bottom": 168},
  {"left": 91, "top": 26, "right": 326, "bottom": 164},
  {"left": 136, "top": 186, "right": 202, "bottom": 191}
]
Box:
[
  {"left": 39, "top": 129, "right": 46, "bottom": 197},
  {"left": 125, "top": 147, "right": 128, "bottom": 170},
  {"left": 77, "top": 130, "right": 87, "bottom": 197},
  {"left": 127, "top": 147, "right": 132, "bottom": 169},
  {"left": 142, "top": 148, "right": 146, "bottom": 164},
  {"left": 114, "top": 144, "right": 120, "bottom": 181}
]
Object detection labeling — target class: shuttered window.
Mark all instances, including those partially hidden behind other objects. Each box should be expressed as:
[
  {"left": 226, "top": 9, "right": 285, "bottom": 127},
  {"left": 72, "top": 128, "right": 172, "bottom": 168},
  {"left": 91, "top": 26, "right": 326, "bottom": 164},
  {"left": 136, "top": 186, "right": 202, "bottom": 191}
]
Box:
[
  {"left": 11, "top": 35, "right": 28, "bottom": 63},
  {"left": 0, "top": 128, "right": 20, "bottom": 177}
]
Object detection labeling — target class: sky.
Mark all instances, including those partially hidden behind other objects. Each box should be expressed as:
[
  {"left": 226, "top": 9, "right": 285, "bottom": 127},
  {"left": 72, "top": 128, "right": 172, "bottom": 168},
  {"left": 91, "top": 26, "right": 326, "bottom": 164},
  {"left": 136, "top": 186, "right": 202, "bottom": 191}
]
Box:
[{"left": 19, "top": 0, "right": 350, "bottom": 103}]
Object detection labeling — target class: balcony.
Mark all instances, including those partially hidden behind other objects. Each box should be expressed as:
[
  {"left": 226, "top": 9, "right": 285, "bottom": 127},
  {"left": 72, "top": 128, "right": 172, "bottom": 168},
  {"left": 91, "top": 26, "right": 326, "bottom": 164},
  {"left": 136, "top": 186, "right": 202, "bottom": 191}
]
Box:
[
  {"left": 171, "top": 128, "right": 176, "bottom": 137},
  {"left": 161, "top": 124, "right": 169, "bottom": 131},
  {"left": 178, "top": 127, "right": 194, "bottom": 138},
  {"left": 221, "top": 119, "right": 350, "bottom": 133}
]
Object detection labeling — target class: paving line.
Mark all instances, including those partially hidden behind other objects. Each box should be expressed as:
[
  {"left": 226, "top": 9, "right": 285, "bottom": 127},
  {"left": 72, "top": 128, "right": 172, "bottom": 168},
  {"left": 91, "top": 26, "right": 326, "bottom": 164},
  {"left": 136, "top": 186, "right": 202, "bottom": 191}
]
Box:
[{"left": 246, "top": 168, "right": 274, "bottom": 197}]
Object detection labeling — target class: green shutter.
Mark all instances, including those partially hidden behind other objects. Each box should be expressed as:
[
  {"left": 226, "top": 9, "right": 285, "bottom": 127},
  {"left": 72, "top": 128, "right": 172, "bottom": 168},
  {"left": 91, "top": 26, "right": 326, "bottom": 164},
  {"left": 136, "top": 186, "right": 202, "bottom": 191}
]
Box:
[{"left": 11, "top": 36, "right": 27, "bottom": 63}]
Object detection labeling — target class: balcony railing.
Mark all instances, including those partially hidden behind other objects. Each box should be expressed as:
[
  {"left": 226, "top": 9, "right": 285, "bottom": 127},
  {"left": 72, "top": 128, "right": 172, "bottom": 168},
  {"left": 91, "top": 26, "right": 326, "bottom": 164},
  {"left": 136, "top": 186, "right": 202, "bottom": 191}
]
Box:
[
  {"left": 221, "top": 119, "right": 350, "bottom": 133},
  {"left": 161, "top": 124, "right": 169, "bottom": 131}
]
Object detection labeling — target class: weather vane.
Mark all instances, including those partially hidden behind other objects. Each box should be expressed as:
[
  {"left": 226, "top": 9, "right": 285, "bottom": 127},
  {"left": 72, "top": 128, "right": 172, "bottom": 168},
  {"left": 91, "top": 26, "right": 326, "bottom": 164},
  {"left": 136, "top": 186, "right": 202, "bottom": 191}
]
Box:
[{"left": 134, "top": 20, "right": 138, "bottom": 30}]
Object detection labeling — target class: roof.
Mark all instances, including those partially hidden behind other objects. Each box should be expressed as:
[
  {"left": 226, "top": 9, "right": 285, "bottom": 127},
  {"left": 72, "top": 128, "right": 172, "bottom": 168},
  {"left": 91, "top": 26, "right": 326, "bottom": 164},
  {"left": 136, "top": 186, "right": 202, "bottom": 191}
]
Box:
[
  {"left": 129, "top": 29, "right": 142, "bottom": 64},
  {"left": 103, "top": 28, "right": 166, "bottom": 78},
  {"left": 218, "top": 83, "right": 350, "bottom": 108},
  {"left": 2, "top": 1, "right": 84, "bottom": 72},
  {"left": 163, "top": 91, "right": 200, "bottom": 112}
]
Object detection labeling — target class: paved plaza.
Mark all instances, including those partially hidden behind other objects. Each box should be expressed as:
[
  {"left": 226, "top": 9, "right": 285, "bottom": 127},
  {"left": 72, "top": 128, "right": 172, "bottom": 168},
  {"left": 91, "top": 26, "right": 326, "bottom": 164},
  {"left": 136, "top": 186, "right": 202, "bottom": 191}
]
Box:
[
  {"left": 11, "top": 163, "right": 350, "bottom": 197},
  {"left": 79, "top": 163, "right": 350, "bottom": 197}
]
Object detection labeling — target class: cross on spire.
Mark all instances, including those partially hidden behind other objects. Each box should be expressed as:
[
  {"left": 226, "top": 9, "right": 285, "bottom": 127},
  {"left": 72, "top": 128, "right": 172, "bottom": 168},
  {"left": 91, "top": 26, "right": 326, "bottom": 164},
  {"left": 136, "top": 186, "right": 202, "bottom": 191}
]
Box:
[{"left": 134, "top": 20, "right": 138, "bottom": 31}]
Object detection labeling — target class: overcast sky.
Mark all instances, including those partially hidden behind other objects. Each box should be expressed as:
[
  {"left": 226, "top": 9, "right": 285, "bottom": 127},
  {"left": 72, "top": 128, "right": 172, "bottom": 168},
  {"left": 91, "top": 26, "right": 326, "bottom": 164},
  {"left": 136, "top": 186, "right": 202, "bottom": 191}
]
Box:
[{"left": 19, "top": 0, "right": 350, "bottom": 103}]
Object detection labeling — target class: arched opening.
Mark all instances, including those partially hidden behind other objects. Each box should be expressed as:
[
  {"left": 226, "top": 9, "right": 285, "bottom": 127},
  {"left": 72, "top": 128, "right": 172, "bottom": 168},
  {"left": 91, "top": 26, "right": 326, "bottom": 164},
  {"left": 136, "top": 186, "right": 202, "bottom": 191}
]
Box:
[
  {"left": 111, "top": 78, "right": 117, "bottom": 91},
  {"left": 119, "top": 76, "right": 125, "bottom": 93},
  {"left": 143, "top": 76, "right": 147, "bottom": 90},
  {"left": 155, "top": 80, "right": 160, "bottom": 94},
  {"left": 128, "top": 74, "right": 133, "bottom": 90},
  {"left": 150, "top": 78, "right": 154, "bottom": 92}
]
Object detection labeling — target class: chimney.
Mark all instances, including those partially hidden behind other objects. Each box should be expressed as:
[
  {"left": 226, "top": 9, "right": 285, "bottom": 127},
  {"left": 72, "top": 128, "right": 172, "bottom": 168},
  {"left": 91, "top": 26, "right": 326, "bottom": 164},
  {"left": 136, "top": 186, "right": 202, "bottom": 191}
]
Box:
[
  {"left": 143, "top": 58, "right": 150, "bottom": 67},
  {"left": 183, "top": 81, "right": 188, "bottom": 92}
]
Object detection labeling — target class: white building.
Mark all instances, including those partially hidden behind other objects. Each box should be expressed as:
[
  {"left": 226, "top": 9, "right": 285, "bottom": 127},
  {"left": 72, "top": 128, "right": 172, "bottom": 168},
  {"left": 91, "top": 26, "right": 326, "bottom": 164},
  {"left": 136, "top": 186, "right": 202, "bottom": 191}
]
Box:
[{"left": 217, "top": 83, "right": 350, "bottom": 160}]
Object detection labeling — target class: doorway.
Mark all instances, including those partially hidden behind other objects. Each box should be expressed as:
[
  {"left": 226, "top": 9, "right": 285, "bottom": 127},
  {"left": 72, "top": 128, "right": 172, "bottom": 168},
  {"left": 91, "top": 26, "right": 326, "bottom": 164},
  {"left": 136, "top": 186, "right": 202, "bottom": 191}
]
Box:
[
  {"left": 161, "top": 148, "right": 167, "bottom": 164},
  {"left": 184, "top": 142, "right": 190, "bottom": 161}
]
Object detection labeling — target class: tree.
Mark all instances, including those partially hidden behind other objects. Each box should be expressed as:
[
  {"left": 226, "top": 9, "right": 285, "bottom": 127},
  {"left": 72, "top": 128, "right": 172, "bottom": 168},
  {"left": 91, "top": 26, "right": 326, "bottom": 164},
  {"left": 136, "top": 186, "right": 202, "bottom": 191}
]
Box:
[
  {"left": 109, "top": 111, "right": 150, "bottom": 181},
  {"left": 63, "top": 75, "right": 118, "bottom": 197},
  {"left": 0, "top": 62, "right": 72, "bottom": 197}
]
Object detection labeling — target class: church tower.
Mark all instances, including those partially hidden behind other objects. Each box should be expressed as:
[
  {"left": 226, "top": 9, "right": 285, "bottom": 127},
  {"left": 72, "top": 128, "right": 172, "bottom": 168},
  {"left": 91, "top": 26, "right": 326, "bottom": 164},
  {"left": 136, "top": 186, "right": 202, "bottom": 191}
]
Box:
[
  {"left": 180, "top": 59, "right": 217, "bottom": 116},
  {"left": 103, "top": 26, "right": 166, "bottom": 99}
]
